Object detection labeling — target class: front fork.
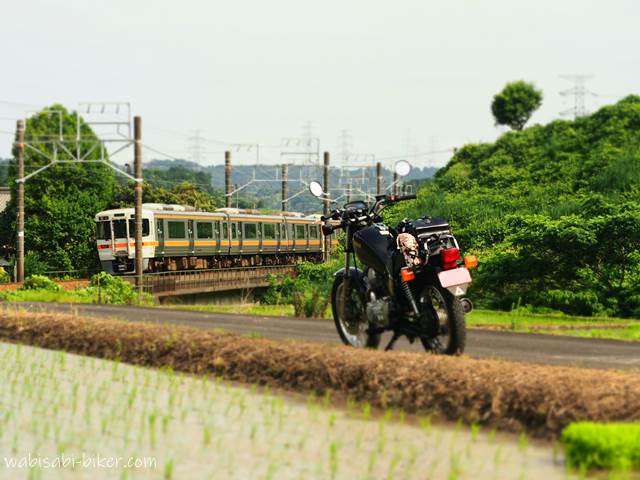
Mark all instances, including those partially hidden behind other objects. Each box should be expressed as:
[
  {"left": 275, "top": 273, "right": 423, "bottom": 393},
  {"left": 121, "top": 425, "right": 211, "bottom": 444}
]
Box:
[{"left": 340, "top": 226, "right": 352, "bottom": 319}]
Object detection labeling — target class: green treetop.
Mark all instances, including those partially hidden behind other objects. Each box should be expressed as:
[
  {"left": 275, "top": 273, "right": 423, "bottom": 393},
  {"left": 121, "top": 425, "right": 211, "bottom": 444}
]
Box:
[
  {"left": 491, "top": 80, "right": 543, "bottom": 131},
  {"left": 0, "top": 104, "right": 116, "bottom": 273}
]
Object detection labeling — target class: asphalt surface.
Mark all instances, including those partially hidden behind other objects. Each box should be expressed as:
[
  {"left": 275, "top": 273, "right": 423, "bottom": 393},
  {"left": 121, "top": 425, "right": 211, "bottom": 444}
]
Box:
[{"left": 3, "top": 301, "right": 639, "bottom": 370}]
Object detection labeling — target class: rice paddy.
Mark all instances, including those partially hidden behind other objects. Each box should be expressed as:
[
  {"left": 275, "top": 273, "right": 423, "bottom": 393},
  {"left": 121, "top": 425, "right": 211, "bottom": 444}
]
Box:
[{"left": 0, "top": 341, "right": 573, "bottom": 479}]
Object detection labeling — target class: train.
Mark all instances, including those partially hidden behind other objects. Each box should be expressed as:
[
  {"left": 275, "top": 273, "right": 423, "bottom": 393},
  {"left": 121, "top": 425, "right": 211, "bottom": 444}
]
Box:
[{"left": 95, "top": 204, "right": 325, "bottom": 274}]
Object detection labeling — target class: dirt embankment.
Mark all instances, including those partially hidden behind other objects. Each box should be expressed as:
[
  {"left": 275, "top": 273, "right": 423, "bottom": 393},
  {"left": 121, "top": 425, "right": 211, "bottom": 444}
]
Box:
[{"left": 0, "top": 309, "right": 638, "bottom": 438}]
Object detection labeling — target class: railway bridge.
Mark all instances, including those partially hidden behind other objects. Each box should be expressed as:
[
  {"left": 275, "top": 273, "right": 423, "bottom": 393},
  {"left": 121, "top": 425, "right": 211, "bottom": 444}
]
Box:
[{"left": 122, "top": 264, "right": 296, "bottom": 298}]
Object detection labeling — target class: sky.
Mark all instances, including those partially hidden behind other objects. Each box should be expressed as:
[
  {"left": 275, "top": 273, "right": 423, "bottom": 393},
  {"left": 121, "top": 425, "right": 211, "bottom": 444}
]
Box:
[{"left": 0, "top": 0, "right": 638, "bottom": 168}]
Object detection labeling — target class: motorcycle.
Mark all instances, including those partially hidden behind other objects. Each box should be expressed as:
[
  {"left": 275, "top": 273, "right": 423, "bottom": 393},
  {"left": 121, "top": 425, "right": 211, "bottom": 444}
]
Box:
[{"left": 308, "top": 161, "right": 477, "bottom": 354}]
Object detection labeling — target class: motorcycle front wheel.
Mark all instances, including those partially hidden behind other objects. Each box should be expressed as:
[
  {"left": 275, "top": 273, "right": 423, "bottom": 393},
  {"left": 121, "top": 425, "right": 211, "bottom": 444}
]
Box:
[
  {"left": 418, "top": 283, "right": 466, "bottom": 355},
  {"left": 331, "top": 275, "right": 381, "bottom": 349}
]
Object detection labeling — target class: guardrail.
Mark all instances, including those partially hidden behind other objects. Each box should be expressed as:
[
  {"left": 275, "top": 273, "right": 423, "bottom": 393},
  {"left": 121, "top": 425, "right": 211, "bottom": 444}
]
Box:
[{"left": 122, "top": 264, "right": 297, "bottom": 297}]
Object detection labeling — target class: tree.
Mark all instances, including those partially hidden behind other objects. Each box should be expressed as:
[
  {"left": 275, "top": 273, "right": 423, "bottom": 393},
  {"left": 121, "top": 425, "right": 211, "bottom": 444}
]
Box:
[
  {"left": 491, "top": 80, "right": 543, "bottom": 131},
  {"left": 0, "top": 105, "right": 116, "bottom": 273}
]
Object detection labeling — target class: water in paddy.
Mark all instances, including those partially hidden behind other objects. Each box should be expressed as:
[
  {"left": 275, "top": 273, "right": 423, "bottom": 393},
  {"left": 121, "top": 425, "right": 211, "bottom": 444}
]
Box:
[{"left": 0, "top": 341, "right": 578, "bottom": 479}]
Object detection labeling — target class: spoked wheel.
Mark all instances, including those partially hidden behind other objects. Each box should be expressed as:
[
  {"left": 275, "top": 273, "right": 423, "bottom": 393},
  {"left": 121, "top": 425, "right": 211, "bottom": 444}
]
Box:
[
  {"left": 418, "top": 283, "right": 466, "bottom": 355},
  {"left": 331, "top": 276, "right": 380, "bottom": 348}
]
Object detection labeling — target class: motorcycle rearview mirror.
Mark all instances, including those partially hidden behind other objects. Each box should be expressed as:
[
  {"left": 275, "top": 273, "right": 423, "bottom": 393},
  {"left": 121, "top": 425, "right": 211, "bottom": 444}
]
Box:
[
  {"left": 394, "top": 159, "right": 412, "bottom": 177},
  {"left": 308, "top": 181, "right": 325, "bottom": 198}
]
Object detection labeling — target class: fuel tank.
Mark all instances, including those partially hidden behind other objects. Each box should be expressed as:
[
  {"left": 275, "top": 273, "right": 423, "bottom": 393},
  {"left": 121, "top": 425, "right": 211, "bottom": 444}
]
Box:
[{"left": 352, "top": 225, "right": 395, "bottom": 274}]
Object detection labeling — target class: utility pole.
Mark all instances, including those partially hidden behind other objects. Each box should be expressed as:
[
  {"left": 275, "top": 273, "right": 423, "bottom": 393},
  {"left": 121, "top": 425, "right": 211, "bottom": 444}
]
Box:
[
  {"left": 393, "top": 171, "right": 399, "bottom": 195},
  {"left": 133, "top": 116, "right": 143, "bottom": 290},
  {"left": 224, "top": 151, "right": 232, "bottom": 208},
  {"left": 346, "top": 182, "right": 352, "bottom": 203},
  {"left": 323, "top": 152, "right": 331, "bottom": 258},
  {"left": 376, "top": 161, "right": 382, "bottom": 195},
  {"left": 281, "top": 163, "right": 288, "bottom": 212},
  {"left": 323, "top": 152, "right": 330, "bottom": 218},
  {"left": 15, "top": 120, "right": 25, "bottom": 283}
]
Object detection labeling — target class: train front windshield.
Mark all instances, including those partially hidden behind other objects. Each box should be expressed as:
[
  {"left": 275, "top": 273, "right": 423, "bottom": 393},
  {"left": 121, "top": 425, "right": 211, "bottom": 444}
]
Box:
[
  {"left": 96, "top": 219, "right": 150, "bottom": 241},
  {"left": 96, "top": 221, "right": 111, "bottom": 241}
]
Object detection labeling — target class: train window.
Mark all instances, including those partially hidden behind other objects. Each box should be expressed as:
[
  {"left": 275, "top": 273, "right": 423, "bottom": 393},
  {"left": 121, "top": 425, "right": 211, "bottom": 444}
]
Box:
[
  {"left": 231, "top": 223, "right": 238, "bottom": 240},
  {"left": 263, "top": 223, "right": 276, "bottom": 239},
  {"left": 295, "top": 224, "right": 306, "bottom": 239},
  {"left": 128, "top": 219, "right": 150, "bottom": 238},
  {"left": 196, "top": 222, "right": 213, "bottom": 239},
  {"left": 221, "top": 221, "right": 228, "bottom": 240},
  {"left": 168, "top": 221, "right": 186, "bottom": 239},
  {"left": 113, "top": 219, "right": 127, "bottom": 238},
  {"left": 244, "top": 223, "right": 257, "bottom": 239},
  {"left": 310, "top": 225, "right": 319, "bottom": 239},
  {"left": 96, "top": 221, "right": 111, "bottom": 240},
  {"left": 287, "top": 223, "right": 294, "bottom": 241},
  {"left": 214, "top": 222, "right": 220, "bottom": 238}
]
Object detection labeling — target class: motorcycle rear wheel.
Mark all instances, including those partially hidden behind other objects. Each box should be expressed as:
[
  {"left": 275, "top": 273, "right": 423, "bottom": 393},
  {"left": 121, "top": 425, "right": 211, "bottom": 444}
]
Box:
[
  {"left": 331, "top": 276, "right": 381, "bottom": 349},
  {"left": 418, "top": 283, "right": 466, "bottom": 355}
]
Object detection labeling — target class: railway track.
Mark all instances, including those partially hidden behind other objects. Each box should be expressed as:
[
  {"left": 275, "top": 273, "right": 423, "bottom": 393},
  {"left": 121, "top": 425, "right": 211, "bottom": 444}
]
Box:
[{"left": 121, "top": 264, "right": 297, "bottom": 297}]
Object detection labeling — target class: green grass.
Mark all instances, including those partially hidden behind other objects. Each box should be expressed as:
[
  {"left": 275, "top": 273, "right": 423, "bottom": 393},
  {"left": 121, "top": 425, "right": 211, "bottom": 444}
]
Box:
[
  {"left": 0, "top": 289, "right": 92, "bottom": 303},
  {"left": 467, "top": 309, "right": 640, "bottom": 341},
  {"left": 163, "top": 303, "right": 298, "bottom": 317},
  {"left": 165, "top": 304, "right": 640, "bottom": 340},
  {"left": 562, "top": 422, "right": 640, "bottom": 471}
]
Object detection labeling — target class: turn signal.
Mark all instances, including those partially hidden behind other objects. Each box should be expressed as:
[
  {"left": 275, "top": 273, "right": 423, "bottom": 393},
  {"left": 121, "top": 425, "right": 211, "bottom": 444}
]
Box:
[
  {"left": 464, "top": 255, "right": 478, "bottom": 269},
  {"left": 400, "top": 267, "right": 415, "bottom": 282}
]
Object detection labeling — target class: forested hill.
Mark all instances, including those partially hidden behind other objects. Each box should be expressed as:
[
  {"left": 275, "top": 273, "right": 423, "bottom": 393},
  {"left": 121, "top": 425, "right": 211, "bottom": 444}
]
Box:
[{"left": 395, "top": 95, "right": 640, "bottom": 317}]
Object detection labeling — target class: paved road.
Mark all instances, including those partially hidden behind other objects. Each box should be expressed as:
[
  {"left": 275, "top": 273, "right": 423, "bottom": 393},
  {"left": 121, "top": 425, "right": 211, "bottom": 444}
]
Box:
[{"left": 3, "top": 302, "right": 639, "bottom": 370}]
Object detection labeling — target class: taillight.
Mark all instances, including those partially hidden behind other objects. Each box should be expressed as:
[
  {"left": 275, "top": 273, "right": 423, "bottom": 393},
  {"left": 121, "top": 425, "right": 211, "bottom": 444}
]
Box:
[{"left": 441, "top": 248, "right": 460, "bottom": 270}]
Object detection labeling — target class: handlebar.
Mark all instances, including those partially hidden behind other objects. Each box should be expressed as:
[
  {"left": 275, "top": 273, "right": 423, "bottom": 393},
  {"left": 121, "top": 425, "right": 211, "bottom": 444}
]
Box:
[
  {"left": 394, "top": 194, "right": 417, "bottom": 201},
  {"left": 321, "top": 193, "right": 416, "bottom": 235}
]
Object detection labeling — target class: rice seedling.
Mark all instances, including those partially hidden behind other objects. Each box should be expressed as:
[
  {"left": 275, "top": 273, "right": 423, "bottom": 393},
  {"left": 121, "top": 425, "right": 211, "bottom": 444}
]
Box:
[
  {"left": 518, "top": 431, "right": 529, "bottom": 453},
  {"left": 361, "top": 402, "right": 371, "bottom": 421},
  {"left": 328, "top": 441, "right": 338, "bottom": 479},
  {"left": 203, "top": 424, "right": 213, "bottom": 446},
  {"left": 163, "top": 458, "right": 175, "bottom": 479}
]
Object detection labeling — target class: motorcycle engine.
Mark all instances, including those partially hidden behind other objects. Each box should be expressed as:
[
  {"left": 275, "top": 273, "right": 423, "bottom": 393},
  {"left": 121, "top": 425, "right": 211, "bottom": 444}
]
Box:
[{"left": 365, "top": 269, "right": 391, "bottom": 327}]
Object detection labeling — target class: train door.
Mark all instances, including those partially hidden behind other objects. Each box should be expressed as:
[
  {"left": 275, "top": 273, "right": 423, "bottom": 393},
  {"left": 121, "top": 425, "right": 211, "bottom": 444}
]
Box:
[
  {"left": 218, "top": 220, "right": 228, "bottom": 254},
  {"left": 279, "top": 223, "right": 287, "bottom": 252},
  {"left": 188, "top": 220, "right": 195, "bottom": 254},
  {"left": 262, "top": 223, "right": 276, "bottom": 254},
  {"left": 230, "top": 221, "right": 240, "bottom": 255},
  {"left": 157, "top": 219, "right": 165, "bottom": 254},
  {"left": 287, "top": 223, "right": 295, "bottom": 252},
  {"left": 112, "top": 216, "right": 128, "bottom": 254}
]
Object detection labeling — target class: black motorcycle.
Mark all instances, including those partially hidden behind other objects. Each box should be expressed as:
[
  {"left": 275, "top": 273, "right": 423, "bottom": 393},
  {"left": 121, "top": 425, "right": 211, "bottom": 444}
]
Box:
[{"left": 309, "top": 173, "right": 476, "bottom": 355}]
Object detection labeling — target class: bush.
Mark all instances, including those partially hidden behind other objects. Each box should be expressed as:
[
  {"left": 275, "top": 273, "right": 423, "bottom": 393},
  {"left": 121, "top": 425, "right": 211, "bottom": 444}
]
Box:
[
  {"left": 260, "top": 261, "right": 335, "bottom": 318},
  {"left": 562, "top": 422, "right": 640, "bottom": 471},
  {"left": 88, "top": 272, "right": 153, "bottom": 305},
  {"left": 19, "top": 275, "right": 60, "bottom": 292},
  {"left": 0, "top": 269, "right": 9, "bottom": 284},
  {"left": 24, "top": 252, "right": 52, "bottom": 277}
]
